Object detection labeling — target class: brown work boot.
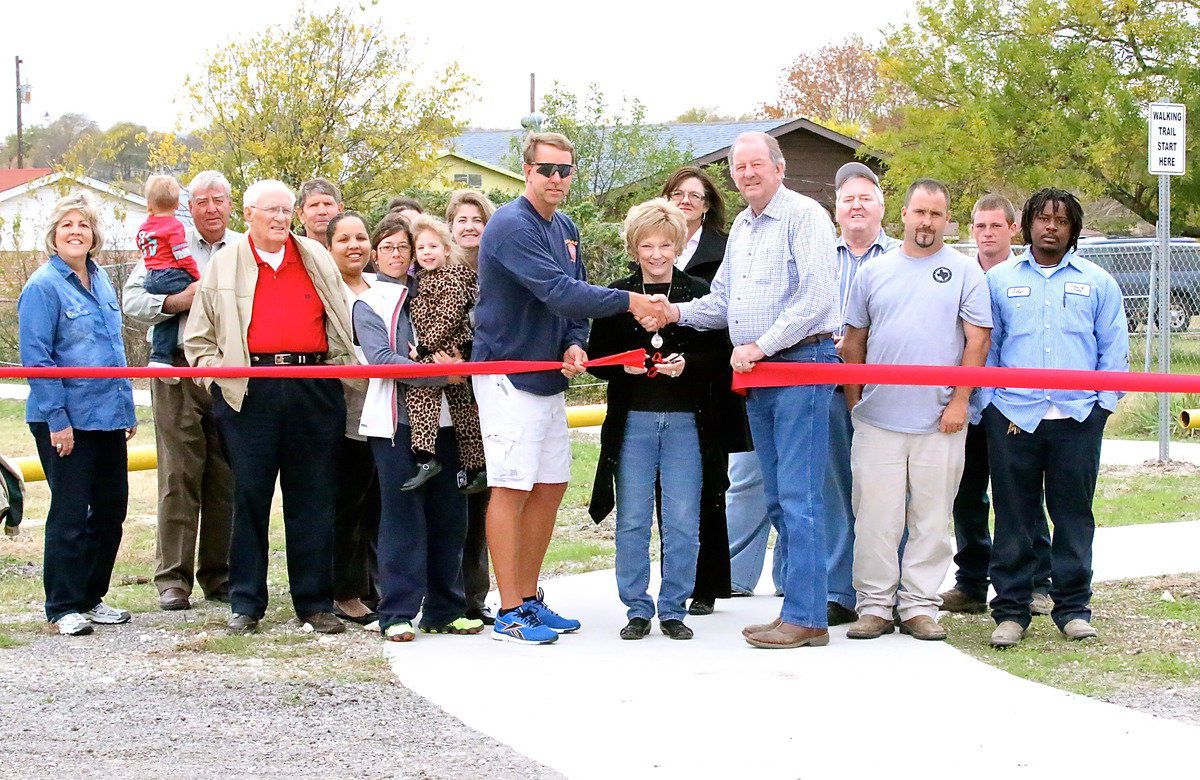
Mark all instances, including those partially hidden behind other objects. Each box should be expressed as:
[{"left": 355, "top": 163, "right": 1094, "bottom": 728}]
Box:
[
  {"left": 745, "top": 622, "right": 829, "bottom": 649},
  {"left": 1030, "top": 592, "right": 1054, "bottom": 616},
  {"left": 1061, "top": 618, "right": 1098, "bottom": 641},
  {"left": 741, "top": 616, "right": 782, "bottom": 638},
  {"left": 938, "top": 587, "right": 987, "bottom": 614},
  {"left": 899, "top": 614, "right": 947, "bottom": 641},
  {"left": 846, "top": 614, "right": 895, "bottom": 639},
  {"left": 990, "top": 621, "right": 1026, "bottom": 648},
  {"left": 300, "top": 612, "right": 346, "bottom": 635}
]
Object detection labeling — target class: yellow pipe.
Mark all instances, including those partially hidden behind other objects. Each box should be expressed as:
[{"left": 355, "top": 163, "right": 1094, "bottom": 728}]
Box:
[
  {"left": 13, "top": 406, "right": 610, "bottom": 484},
  {"left": 1180, "top": 409, "right": 1200, "bottom": 429}
]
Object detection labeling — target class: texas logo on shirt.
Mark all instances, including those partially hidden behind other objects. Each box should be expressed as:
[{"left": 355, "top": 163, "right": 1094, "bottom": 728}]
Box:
[{"left": 565, "top": 239, "right": 578, "bottom": 263}]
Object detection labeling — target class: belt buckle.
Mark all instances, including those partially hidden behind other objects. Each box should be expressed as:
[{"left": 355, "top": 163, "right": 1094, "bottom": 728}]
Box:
[{"left": 274, "top": 354, "right": 287, "bottom": 365}]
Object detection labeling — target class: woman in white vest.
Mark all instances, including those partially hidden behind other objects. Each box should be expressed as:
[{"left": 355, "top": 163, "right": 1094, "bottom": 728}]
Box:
[{"left": 354, "top": 212, "right": 483, "bottom": 642}]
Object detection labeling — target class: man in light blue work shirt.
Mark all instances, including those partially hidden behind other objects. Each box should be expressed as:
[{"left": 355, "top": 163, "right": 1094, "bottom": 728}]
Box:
[{"left": 983, "top": 188, "right": 1128, "bottom": 648}]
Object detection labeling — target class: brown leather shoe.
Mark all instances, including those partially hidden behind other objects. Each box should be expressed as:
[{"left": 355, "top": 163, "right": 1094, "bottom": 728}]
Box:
[
  {"left": 1061, "top": 618, "right": 1098, "bottom": 640},
  {"left": 846, "top": 614, "right": 895, "bottom": 639},
  {"left": 938, "top": 587, "right": 987, "bottom": 614},
  {"left": 899, "top": 614, "right": 947, "bottom": 641},
  {"left": 300, "top": 612, "right": 346, "bottom": 635},
  {"left": 158, "top": 587, "right": 191, "bottom": 611},
  {"left": 745, "top": 622, "right": 829, "bottom": 649},
  {"left": 741, "top": 616, "right": 782, "bottom": 638}
]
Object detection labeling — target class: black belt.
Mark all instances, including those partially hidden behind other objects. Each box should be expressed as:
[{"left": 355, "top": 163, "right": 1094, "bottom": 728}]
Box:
[
  {"left": 795, "top": 332, "right": 834, "bottom": 347},
  {"left": 249, "top": 352, "right": 327, "bottom": 366}
]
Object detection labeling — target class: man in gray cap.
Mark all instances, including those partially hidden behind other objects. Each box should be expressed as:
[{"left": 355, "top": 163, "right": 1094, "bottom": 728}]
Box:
[{"left": 824, "top": 161, "right": 900, "bottom": 625}]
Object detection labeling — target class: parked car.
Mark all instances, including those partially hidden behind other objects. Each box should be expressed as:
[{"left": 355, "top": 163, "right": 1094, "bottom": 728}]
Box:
[
  {"left": 1073, "top": 237, "right": 1200, "bottom": 332},
  {"left": 953, "top": 238, "right": 1200, "bottom": 332}
]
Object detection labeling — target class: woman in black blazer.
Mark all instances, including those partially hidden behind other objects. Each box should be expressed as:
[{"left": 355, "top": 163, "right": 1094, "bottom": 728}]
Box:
[
  {"left": 659, "top": 167, "right": 749, "bottom": 615},
  {"left": 661, "top": 166, "right": 728, "bottom": 284}
]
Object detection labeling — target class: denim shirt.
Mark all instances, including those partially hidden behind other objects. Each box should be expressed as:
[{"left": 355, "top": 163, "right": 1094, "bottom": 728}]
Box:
[
  {"left": 18, "top": 254, "right": 136, "bottom": 431},
  {"left": 983, "top": 249, "right": 1128, "bottom": 433}
]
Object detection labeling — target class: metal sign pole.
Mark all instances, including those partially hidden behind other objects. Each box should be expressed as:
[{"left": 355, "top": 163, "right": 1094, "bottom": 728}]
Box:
[{"left": 1157, "top": 173, "right": 1171, "bottom": 460}]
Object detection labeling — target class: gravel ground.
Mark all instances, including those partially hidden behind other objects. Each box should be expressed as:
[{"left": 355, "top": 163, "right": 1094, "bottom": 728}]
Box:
[{"left": 0, "top": 608, "right": 561, "bottom": 779}]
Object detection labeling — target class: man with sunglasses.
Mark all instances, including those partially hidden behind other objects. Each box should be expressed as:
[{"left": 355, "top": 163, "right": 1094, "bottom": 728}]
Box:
[{"left": 473, "top": 131, "right": 668, "bottom": 644}]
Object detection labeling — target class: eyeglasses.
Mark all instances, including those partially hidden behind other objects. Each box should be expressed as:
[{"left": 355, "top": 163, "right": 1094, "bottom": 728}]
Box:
[
  {"left": 531, "top": 162, "right": 575, "bottom": 179},
  {"left": 376, "top": 242, "right": 410, "bottom": 255},
  {"left": 251, "top": 205, "right": 294, "bottom": 217},
  {"left": 669, "top": 190, "right": 707, "bottom": 205}
]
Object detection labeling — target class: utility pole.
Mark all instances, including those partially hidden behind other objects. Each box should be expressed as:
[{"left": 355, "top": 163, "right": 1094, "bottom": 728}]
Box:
[
  {"left": 15, "top": 56, "right": 23, "bottom": 168},
  {"left": 530, "top": 72, "right": 536, "bottom": 114},
  {"left": 521, "top": 73, "right": 543, "bottom": 133}
]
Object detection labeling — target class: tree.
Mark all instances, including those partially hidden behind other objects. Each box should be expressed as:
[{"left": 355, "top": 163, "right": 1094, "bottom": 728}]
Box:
[
  {"left": 760, "top": 37, "right": 903, "bottom": 134},
  {"left": 874, "top": 0, "right": 1200, "bottom": 234},
  {"left": 183, "top": 5, "right": 473, "bottom": 207},
  {"left": 3, "top": 113, "right": 99, "bottom": 168},
  {"left": 671, "top": 107, "right": 756, "bottom": 123}
]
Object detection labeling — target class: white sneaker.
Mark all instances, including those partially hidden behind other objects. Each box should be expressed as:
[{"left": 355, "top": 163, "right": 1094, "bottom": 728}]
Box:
[
  {"left": 55, "top": 612, "right": 94, "bottom": 635},
  {"left": 82, "top": 602, "right": 131, "bottom": 625},
  {"left": 149, "top": 361, "right": 180, "bottom": 385}
]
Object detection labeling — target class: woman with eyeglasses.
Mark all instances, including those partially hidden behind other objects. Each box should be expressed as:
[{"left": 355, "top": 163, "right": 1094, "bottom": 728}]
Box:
[
  {"left": 656, "top": 167, "right": 749, "bottom": 617},
  {"left": 354, "top": 213, "right": 483, "bottom": 642},
  {"left": 660, "top": 166, "right": 728, "bottom": 284}
]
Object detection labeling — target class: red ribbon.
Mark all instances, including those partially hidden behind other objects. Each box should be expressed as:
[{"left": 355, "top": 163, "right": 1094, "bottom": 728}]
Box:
[
  {"left": 9, "top": 350, "right": 647, "bottom": 379},
  {"left": 732, "top": 362, "right": 1200, "bottom": 394}
]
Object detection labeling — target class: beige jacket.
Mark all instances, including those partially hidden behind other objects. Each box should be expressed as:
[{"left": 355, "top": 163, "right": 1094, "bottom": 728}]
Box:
[{"left": 183, "top": 234, "right": 363, "bottom": 412}]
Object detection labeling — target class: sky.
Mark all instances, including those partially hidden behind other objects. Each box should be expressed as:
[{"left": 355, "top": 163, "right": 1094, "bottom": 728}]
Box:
[{"left": 1, "top": 0, "right": 919, "bottom": 140}]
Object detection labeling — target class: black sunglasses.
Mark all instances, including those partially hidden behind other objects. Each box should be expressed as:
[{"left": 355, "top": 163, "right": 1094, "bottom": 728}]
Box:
[{"left": 532, "top": 162, "right": 575, "bottom": 178}]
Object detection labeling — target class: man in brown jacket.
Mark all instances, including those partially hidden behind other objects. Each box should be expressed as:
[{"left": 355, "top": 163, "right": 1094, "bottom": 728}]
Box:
[{"left": 184, "top": 178, "right": 361, "bottom": 635}]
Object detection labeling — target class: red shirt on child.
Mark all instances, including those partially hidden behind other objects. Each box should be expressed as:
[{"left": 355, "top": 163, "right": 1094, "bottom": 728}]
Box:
[{"left": 137, "top": 214, "right": 199, "bottom": 279}]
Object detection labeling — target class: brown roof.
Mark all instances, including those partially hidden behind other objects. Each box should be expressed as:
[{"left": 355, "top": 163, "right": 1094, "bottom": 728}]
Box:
[{"left": 0, "top": 168, "right": 53, "bottom": 193}]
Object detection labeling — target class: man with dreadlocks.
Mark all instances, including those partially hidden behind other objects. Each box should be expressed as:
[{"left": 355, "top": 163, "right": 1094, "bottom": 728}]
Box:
[{"left": 982, "top": 188, "right": 1128, "bottom": 648}]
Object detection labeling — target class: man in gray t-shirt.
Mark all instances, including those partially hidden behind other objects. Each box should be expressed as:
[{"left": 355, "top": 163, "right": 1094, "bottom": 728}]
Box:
[{"left": 840, "top": 179, "right": 992, "bottom": 642}]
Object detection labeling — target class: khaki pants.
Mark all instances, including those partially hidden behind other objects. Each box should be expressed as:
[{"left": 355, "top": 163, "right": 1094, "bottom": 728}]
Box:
[
  {"left": 152, "top": 375, "right": 234, "bottom": 597},
  {"left": 850, "top": 418, "right": 966, "bottom": 620}
]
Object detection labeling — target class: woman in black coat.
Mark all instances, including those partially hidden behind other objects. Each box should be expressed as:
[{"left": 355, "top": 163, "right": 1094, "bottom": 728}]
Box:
[
  {"left": 588, "top": 199, "right": 749, "bottom": 639},
  {"left": 660, "top": 166, "right": 747, "bottom": 614}
]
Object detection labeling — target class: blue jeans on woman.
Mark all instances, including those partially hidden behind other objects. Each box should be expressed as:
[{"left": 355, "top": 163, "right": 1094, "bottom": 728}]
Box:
[{"left": 615, "top": 411, "right": 702, "bottom": 622}]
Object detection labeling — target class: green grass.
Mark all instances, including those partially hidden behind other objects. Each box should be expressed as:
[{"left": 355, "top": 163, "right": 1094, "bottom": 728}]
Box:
[
  {"left": 945, "top": 575, "right": 1200, "bottom": 698},
  {"left": 1095, "top": 470, "right": 1200, "bottom": 527},
  {"left": 0, "top": 632, "right": 27, "bottom": 648}
]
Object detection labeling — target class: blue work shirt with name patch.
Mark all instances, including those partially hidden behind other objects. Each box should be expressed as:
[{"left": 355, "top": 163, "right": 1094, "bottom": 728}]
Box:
[
  {"left": 19, "top": 254, "right": 136, "bottom": 431},
  {"left": 473, "top": 196, "right": 629, "bottom": 396},
  {"left": 983, "top": 249, "right": 1128, "bottom": 433}
]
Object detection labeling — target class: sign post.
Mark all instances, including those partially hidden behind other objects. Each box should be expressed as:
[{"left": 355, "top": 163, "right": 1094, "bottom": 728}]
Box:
[{"left": 1148, "top": 101, "right": 1186, "bottom": 461}]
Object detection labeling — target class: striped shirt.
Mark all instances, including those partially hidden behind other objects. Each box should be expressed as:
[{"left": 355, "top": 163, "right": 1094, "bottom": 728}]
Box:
[
  {"left": 835, "top": 230, "right": 901, "bottom": 334},
  {"left": 983, "top": 249, "right": 1129, "bottom": 432},
  {"left": 677, "top": 186, "right": 840, "bottom": 356}
]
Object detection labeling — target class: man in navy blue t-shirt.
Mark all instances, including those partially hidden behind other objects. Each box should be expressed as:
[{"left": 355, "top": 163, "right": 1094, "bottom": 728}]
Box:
[{"left": 473, "top": 131, "right": 666, "bottom": 644}]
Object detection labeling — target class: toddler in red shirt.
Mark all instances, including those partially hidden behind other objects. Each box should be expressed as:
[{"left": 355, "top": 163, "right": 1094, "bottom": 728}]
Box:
[{"left": 137, "top": 175, "right": 198, "bottom": 375}]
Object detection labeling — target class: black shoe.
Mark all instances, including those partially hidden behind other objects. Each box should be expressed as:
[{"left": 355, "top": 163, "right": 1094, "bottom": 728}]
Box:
[
  {"left": 827, "top": 601, "right": 857, "bottom": 626},
  {"left": 660, "top": 619, "right": 693, "bottom": 640},
  {"left": 688, "top": 598, "right": 715, "bottom": 616},
  {"left": 333, "top": 608, "right": 380, "bottom": 626},
  {"left": 466, "top": 606, "right": 495, "bottom": 626},
  {"left": 620, "top": 617, "right": 651, "bottom": 640},
  {"left": 458, "top": 469, "right": 489, "bottom": 495},
  {"left": 401, "top": 460, "right": 442, "bottom": 491},
  {"left": 226, "top": 613, "right": 259, "bottom": 634}
]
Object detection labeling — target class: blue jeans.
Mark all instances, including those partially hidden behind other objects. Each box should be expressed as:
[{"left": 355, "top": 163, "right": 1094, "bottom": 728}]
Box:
[
  {"left": 745, "top": 339, "right": 836, "bottom": 628},
  {"left": 823, "top": 394, "right": 856, "bottom": 610},
  {"left": 615, "top": 412, "right": 702, "bottom": 622},
  {"left": 145, "top": 267, "right": 196, "bottom": 365},
  {"left": 726, "top": 450, "right": 785, "bottom": 595}
]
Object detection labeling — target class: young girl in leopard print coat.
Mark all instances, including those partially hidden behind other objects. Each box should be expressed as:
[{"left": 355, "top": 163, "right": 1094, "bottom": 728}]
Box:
[{"left": 403, "top": 215, "right": 487, "bottom": 494}]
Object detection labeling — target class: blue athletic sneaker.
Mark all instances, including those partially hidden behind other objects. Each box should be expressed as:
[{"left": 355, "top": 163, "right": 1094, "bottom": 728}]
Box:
[
  {"left": 526, "top": 587, "right": 581, "bottom": 634},
  {"left": 491, "top": 604, "right": 559, "bottom": 645}
]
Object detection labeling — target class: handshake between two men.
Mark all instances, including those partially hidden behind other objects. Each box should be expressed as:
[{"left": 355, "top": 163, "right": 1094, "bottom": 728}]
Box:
[{"left": 628, "top": 293, "right": 766, "bottom": 375}]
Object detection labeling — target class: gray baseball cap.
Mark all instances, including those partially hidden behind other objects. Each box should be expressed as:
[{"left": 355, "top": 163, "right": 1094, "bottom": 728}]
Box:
[{"left": 835, "top": 162, "right": 879, "bottom": 189}]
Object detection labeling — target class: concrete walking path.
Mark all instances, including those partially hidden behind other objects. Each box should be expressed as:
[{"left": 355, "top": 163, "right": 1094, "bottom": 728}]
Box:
[{"left": 385, "top": 520, "right": 1200, "bottom": 779}]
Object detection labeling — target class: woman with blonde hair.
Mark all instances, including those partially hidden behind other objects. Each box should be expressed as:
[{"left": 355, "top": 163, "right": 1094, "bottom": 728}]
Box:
[
  {"left": 19, "top": 193, "right": 138, "bottom": 636},
  {"left": 587, "top": 198, "right": 744, "bottom": 640}
]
